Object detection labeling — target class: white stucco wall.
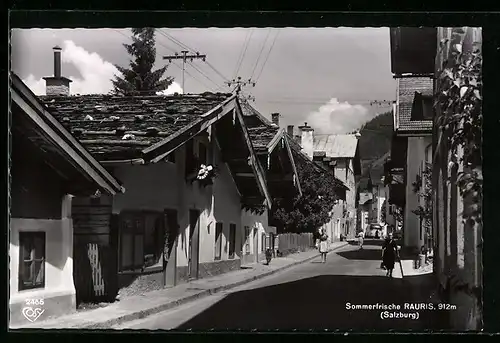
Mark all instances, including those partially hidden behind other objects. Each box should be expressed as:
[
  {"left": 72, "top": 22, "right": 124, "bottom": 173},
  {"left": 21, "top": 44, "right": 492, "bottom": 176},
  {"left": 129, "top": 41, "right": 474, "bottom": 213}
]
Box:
[
  {"left": 111, "top": 130, "right": 243, "bottom": 270},
  {"left": 404, "top": 136, "right": 432, "bottom": 249},
  {"left": 9, "top": 195, "right": 75, "bottom": 318},
  {"left": 241, "top": 209, "right": 269, "bottom": 263},
  {"left": 333, "top": 159, "right": 357, "bottom": 234}
]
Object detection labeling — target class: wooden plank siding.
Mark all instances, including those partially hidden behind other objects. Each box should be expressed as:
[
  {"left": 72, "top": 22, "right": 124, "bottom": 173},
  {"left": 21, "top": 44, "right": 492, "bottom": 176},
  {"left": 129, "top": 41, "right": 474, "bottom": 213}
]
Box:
[{"left": 72, "top": 201, "right": 118, "bottom": 303}]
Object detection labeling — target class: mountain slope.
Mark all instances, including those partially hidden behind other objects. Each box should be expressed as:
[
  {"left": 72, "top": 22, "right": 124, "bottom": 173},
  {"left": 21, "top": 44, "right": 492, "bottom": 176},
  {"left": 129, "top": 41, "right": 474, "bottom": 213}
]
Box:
[{"left": 357, "top": 111, "right": 393, "bottom": 189}]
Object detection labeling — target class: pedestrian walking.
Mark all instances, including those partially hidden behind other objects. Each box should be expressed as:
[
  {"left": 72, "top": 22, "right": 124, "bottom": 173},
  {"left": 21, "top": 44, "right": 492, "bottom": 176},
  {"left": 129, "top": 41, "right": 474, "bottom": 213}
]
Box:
[
  {"left": 357, "top": 230, "right": 365, "bottom": 249},
  {"left": 318, "top": 229, "right": 329, "bottom": 263},
  {"left": 382, "top": 232, "right": 398, "bottom": 278}
]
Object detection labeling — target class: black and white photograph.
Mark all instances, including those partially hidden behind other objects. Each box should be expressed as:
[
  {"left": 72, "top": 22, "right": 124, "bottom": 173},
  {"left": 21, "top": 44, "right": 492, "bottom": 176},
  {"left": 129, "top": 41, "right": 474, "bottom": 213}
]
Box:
[{"left": 8, "top": 23, "right": 483, "bottom": 332}]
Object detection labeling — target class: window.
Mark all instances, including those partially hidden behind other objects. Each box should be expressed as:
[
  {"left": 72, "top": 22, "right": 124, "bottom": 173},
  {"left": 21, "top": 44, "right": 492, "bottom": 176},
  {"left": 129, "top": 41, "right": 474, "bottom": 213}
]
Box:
[
  {"left": 229, "top": 224, "right": 236, "bottom": 259},
  {"left": 19, "top": 232, "right": 45, "bottom": 290},
  {"left": 215, "top": 223, "right": 223, "bottom": 260},
  {"left": 244, "top": 226, "right": 251, "bottom": 255},
  {"left": 119, "top": 211, "right": 164, "bottom": 272},
  {"left": 261, "top": 233, "right": 266, "bottom": 252}
]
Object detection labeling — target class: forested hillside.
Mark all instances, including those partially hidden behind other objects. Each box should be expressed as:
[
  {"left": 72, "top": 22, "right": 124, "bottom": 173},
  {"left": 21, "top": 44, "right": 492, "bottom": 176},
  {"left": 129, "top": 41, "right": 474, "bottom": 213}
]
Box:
[{"left": 357, "top": 111, "right": 393, "bottom": 189}]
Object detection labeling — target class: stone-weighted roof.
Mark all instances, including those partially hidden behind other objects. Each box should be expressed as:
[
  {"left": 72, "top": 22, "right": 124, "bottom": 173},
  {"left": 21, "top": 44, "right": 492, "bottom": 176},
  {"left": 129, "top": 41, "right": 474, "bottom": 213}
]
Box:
[{"left": 39, "top": 92, "right": 232, "bottom": 160}]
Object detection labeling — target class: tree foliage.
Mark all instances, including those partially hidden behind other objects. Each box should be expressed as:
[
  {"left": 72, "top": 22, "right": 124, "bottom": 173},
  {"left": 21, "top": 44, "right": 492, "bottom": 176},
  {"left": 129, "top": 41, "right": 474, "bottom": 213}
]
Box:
[
  {"left": 112, "top": 28, "right": 174, "bottom": 96},
  {"left": 272, "top": 156, "right": 341, "bottom": 233},
  {"left": 435, "top": 31, "right": 482, "bottom": 227}
]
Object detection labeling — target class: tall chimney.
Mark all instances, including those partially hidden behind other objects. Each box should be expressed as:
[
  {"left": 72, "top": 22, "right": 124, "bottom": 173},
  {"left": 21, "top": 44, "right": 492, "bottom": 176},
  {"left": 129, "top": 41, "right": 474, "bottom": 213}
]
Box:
[
  {"left": 43, "top": 46, "right": 72, "bottom": 96},
  {"left": 287, "top": 125, "right": 294, "bottom": 136},
  {"left": 298, "top": 122, "right": 314, "bottom": 159},
  {"left": 271, "top": 113, "right": 280, "bottom": 127},
  {"left": 54, "top": 46, "right": 62, "bottom": 78}
]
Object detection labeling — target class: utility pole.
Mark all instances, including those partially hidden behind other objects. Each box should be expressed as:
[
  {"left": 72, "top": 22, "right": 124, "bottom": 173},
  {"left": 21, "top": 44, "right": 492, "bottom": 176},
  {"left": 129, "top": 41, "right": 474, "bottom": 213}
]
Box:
[
  {"left": 163, "top": 51, "right": 206, "bottom": 94},
  {"left": 226, "top": 76, "right": 256, "bottom": 95}
]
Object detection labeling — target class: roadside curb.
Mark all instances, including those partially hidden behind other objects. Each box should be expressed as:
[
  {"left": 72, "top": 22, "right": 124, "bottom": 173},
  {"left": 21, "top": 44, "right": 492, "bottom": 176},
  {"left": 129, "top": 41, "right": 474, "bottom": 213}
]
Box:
[{"left": 81, "top": 242, "right": 348, "bottom": 329}]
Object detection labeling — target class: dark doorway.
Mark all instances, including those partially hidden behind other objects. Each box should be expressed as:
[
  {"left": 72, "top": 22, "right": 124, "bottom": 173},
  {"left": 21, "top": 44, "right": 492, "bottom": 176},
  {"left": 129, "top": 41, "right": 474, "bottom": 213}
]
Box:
[
  {"left": 188, "top": 209, "right": 201, "bottom": 280},
  {"left": 163, "top": 209, "right": 179, "bottom": 287}
]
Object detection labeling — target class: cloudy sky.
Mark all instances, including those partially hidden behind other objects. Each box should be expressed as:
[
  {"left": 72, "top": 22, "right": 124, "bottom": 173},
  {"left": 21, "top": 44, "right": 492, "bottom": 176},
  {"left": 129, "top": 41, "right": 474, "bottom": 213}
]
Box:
[{"left": 11, "top": 28, "right": 395, "bottom": 134}]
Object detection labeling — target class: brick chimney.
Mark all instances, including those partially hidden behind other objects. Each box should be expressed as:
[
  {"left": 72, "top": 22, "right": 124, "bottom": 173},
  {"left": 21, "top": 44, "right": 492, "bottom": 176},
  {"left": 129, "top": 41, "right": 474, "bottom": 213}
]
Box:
[
  {"left": 298, "top": 122, "right": 314, "bottom": 159},
  {"left": 43, "top": 46, "right": 72, "bottom": 96},
  {"left": 271, "top": 113, "right": 280, "bottom": 127},
  {"left": 287, "top": 125, "right": 294, "bottom": 136}
]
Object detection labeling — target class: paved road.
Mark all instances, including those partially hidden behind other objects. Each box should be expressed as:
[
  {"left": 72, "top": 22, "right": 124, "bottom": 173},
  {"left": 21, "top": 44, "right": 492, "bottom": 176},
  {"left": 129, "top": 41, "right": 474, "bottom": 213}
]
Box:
[{"left": 113, "top": 240, "right": 447, "bottom": 331}]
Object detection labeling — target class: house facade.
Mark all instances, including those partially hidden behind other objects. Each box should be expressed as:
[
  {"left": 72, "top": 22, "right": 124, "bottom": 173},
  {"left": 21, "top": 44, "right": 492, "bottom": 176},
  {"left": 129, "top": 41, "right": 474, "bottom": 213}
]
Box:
[
  {"left": 9, "top": 74, "right": 124, "bottom": 326},
  {"left": 295, "top": 125, "right": 361, "bottom": 240},
  {"left": 37, "top": 46, "right": 273, "bottom": 301},
  {"left": 239, "top": 102, "right": 304, "bottom": 262},
  {"left": 389, "top": 27, "right": 436, "bottom": 252}
]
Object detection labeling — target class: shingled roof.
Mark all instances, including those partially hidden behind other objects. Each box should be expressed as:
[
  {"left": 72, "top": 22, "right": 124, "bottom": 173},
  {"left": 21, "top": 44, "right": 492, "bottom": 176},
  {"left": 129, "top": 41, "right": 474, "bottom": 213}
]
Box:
[
  {"left": 395, "top": 76, "right": 433, "bottom": 134},
  {"left": 239, "top": 100, "right": 280, "bottom": 152},
  {"left": 312, "top": 134, "right": 359, "bottom": 159},
  {"left": 39, "top": 93, "right": 233, "bottom": 161}
]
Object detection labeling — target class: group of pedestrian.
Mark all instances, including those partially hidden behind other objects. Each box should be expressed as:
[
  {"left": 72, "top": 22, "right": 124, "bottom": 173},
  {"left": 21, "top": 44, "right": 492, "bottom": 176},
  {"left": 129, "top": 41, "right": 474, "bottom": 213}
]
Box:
[{"left": 316, "top": 227, "right": 400, "bottom": 276}]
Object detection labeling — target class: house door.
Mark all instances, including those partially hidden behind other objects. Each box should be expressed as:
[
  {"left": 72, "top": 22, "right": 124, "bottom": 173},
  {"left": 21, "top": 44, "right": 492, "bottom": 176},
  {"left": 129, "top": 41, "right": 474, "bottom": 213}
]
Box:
[
  {"left": 188, "top": 209, "right": 200, "bottom": 280},
  {"left": 163, "top": 209, "right": 178, "bottom": 287},
  {"left": 253, "top": 227, "right": 258, "bottom": 263}
]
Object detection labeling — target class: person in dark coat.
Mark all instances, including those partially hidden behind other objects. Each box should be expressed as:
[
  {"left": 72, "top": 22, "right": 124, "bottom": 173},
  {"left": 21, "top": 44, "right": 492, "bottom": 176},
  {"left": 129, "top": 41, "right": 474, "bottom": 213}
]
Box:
[{"left": 382, "top": 233, "right": 398, "bottom": 278}]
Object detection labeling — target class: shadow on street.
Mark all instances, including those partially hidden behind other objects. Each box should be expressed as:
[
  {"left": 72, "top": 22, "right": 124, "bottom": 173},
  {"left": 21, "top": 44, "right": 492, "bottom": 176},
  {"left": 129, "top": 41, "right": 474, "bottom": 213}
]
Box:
[
  {"left": 347, "top": 239, "right": 385, "bottom": 247},
  {"left": 336, "top": 248, "right": 384, "bottom": 261},
  {"left": 173, "top": 273, "right": 449, "bottom": 332}
]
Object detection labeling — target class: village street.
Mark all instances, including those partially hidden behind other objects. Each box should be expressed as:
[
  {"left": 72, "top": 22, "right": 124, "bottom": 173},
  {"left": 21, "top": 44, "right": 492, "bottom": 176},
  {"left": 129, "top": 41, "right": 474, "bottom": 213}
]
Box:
[{"left": 113, "top": 240, "right": 445, "bottom": 331}]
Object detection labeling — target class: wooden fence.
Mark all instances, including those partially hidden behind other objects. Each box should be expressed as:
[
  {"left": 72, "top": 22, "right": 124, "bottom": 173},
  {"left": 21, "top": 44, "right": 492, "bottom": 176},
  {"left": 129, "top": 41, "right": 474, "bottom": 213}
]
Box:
[{"left": 276, "top": 233, "right": 314, "bottom": 256}]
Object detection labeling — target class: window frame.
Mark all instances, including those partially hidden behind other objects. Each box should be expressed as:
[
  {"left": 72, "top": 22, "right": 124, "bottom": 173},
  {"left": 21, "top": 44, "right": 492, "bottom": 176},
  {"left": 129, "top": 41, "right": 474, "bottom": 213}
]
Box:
[{"left": 18, "top": 231, "right": 46, "bottom": 291}]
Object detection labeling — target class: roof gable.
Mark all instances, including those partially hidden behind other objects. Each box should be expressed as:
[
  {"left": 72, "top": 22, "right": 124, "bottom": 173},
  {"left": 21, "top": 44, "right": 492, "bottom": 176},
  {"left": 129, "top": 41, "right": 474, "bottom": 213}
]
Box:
[{"left": 11, "top": 73, "right": 124, "bottom": 195}]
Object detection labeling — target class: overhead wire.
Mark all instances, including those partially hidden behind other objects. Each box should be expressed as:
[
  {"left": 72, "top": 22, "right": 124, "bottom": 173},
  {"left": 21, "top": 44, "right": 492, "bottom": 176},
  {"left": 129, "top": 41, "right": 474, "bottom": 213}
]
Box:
[
  {"left": 250, "top": 28, "right": 272, "bottom": 80},
  {"left": 255, "top": 29, "right": 280, "bottom": 83},
  {"left": 234, "top": 29, "right": 254, "bottom": 79}
]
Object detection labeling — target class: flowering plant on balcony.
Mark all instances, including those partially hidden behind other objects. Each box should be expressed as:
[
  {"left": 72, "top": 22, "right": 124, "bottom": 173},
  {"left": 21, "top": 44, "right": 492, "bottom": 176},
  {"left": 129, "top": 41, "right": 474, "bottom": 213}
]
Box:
[{"left": 196, "top": 164, "right": 217, "bottom": 187}]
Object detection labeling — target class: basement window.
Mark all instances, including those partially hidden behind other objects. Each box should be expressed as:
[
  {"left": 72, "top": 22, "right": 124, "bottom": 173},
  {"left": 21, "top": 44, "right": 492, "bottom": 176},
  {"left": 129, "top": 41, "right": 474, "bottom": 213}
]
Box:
[{"left": 19, "top": 232, "right": 45, "bottom": 290}]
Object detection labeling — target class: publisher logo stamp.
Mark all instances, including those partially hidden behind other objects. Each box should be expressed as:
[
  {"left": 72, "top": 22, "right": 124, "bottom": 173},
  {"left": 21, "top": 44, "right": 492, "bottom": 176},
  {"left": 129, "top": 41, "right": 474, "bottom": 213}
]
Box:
[{"left": 22, "top": 299, "right": 45, "bottom": 323}]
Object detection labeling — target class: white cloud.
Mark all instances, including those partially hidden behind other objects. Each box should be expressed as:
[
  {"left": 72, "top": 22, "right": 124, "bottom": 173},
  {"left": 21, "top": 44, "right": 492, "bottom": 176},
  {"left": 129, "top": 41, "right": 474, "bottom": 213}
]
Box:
[
  {"left": 306, "top": 98, "right": 370, "bottom": 134},
  {"left": 23, "top": 39, "right": 182, "bottom": 96},
  {"left": 156, "top": 82, "right": 184, "bottom": 95}
]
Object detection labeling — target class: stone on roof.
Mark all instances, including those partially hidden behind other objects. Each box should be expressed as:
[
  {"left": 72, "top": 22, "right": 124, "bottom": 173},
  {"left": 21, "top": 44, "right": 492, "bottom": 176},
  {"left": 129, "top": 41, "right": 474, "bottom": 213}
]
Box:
[
  {"left": 239, "top": 100, "right": 279, "bottom": 152},
  {"left": 39, "top": 93, "right": 232, "bottom": 160}
]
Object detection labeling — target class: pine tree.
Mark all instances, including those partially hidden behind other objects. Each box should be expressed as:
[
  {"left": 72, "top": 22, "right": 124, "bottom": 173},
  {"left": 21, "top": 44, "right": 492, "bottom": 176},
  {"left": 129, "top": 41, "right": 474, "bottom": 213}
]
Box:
[{"left": 112, "top": 28, "right": 174, "bottom": 96}]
